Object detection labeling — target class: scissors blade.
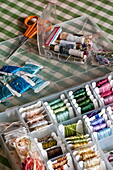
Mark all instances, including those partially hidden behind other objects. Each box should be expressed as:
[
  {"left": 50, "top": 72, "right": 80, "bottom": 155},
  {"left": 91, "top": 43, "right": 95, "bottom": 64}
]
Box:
[{"left": 5, "top": 36, "right": 28, "bottom": 62}]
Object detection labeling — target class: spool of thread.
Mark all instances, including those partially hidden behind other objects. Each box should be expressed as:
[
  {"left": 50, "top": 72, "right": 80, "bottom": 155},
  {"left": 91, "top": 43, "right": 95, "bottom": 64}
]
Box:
[
  {"left": 100, "top": 90, "right": 113, "bottom": 98},
  {"left": 47, "top": 146, "right": 63, "bottom": 159},
  {"left": 56, "top": 110, "right": 70, "bottom": 123},
  {"left": 90, "top": 117, "right": 106, "bottom": 126},
  {"left": 66, "top": 134, "right": 89, "bottom": 141},
  {"left": 59, "top": 32, "right": 85, "bottom": 44},
  {"left": 19, "top": 101, "right": 42, "bottom": 113},
  {"left": 42, "top": 139, "right": 57, "bottom": 149},
  {"left": 59, "top": 120, "right": 83, "bottom": 137},
  {"left": 93, "top": 127, "right": 112, "bottom": 140},
  {"left": 51, "top": 44, "right": 85, "bottom": 58},
  {"left": 103, "top": 94, "right": 113, "bottom": 105}
]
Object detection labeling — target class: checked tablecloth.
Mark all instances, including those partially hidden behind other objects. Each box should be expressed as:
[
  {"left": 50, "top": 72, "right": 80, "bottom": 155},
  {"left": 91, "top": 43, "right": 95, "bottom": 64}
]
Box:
[{"left": 0, "top": 0, "right": 113, "bottom": 169}]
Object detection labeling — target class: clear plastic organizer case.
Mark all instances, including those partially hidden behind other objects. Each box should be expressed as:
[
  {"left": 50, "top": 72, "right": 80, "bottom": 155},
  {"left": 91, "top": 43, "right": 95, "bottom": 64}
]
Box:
[
  {"left": 0, "top": 104, "right": 113, "bottom": 170},
  {"left": 37, "top": 3, "right": 113, "bottom": 67}
]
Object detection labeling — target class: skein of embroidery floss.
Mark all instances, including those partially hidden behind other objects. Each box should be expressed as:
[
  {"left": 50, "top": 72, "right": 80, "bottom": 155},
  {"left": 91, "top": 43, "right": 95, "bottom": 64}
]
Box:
[
  {"left": 92, "top": 75, "right": 112, "bottom": 88},
  {"left": 34, "top": 132, "right": 62, "bottom": 150},
  {"left": 36, "top": 142, "right": 66, "bottom": 161},
  {"left": 69, "top": 85, "right": 98, "bottom": 114},
  {"left": 20, "top": 61, "right": 43, "bottom": 75},
  {"left": 58, "top": 120, "right": 84, "bottom": 138},
  {"left": 47, "top": 153, "right": 75, "bottom": 170},
  {"left": 19, "top": 100, "right": 42, "bottom": 113},
  {"left": 31, "top": 76, "right": 50, "bottom": 93},
  {"left": 44, "top": 94, "right": 75, "bottom": 123},
  {"left": 6, "top": 75, "right": 35, "bottom": 97},
  {"left": 0, "top": 84, "right": 13, "bottom": 102},
  {"left": 83, "top": 108, "right": 106, "bottom": 121}
]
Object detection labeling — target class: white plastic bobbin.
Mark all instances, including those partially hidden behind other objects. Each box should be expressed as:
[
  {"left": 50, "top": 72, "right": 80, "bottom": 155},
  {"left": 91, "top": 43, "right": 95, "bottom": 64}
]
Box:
[
  {"left": 76, "top": 120, "right": 83, "bottom": 134},
  {"left": 66, "top": 102, "right": 71, "bottom": 108},
  {"left": 93, "top": 99, "right": 98, "bottom": 109},
  {"left": 85, "top": 84, "right": 90, "bottom": 91},
  {"left": 99, "top": 97, "right": 105, "bottom": 107},
  {"left": 69, "top": 49, "right": 84, "bottom": 58},
  {"left": 110, "top": 79, "right": 113, "bottom": 88},
  {"left": 47, "top": 160, "right": 53, "bottom": 170},
  {"left": 60, "top": 94, "right": 66, "bottom": 100},
  {"left": 68, "top": 91, "right": 73, "bottom": 97},
  {"left": 87, "top": 89, "right": 92, "bottom": 96},
  {"left": 44, "top": 102, "right": 48, "bottom": 106},
  {"left": 92, "top": 81, "right": 96, "bottom": 88},
  {"left": 68, "top": 107, "right": 75, "bottom": 118},
  {"left": 108, "top": 75, "right": 112, "bottom": 81},
  {"left": 77, "top": 107, "right": 81, "bottom": 114},
  {"left": 72, "top": 99, "right": 77, "bottom": 105},
  {"left": 58, "top": 124, "right": 64, "bottom": 137},
  {"left": 106, "top": 106, "right": 112, "bottom": 112},
  {"left": 89, "top": 94, "right": 95, "bottom": 101}
]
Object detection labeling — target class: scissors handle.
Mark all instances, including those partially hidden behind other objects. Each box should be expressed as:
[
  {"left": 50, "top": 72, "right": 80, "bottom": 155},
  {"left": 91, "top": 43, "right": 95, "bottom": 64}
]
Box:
[{"left": 24, "top": 15, "right": 39, "bottom": 39}]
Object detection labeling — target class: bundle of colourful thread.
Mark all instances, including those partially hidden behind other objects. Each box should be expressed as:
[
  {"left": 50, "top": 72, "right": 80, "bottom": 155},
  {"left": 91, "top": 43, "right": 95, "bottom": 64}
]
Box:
[
  {"left": 0, "top": 62, "right": 50, "bottom": 103},
  {"left": 83, "top": 108, "right": 113, "bottom": 141},
  {"left": 68, "top": 84, "right": 98, "bottom": 114},
  {"left": 34, "top": 131, "right": 66, "bottom": 161},
  {"left": 47, "top": 153, "right": 75, "bottom": 170},
  {"left": 73, "top": 144, "right": 106, "bottom": 170},
  {"left": 19, "top": 101, "right": 52, "bottom": 131},
  {"left": 92, "top": 75, "right": 113, "bottom": 106},
  {"left": 44, "top": 93, "right": 75, "bottom": 123},
  {"left": 59, "top": 120, "right": 92, "bottom": 150}
]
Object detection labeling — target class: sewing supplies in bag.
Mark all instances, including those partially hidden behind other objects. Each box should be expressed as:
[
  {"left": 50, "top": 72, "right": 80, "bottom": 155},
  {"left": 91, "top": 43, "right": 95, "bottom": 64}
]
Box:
[
  {"left": 19, "top": 101, "right": 52, "bottom": 132},
  {"left": 68, "top": 85, "right": 98, "bottom": 114},
  {"left": 44, "top": 94, "right": 75, "bottom": 123}
]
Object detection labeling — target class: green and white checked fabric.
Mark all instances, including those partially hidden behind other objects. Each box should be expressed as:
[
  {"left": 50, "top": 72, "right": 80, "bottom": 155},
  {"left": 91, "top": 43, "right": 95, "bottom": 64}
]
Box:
[{"left": 0, "top": 0, "right": 113, "bottom": 169}]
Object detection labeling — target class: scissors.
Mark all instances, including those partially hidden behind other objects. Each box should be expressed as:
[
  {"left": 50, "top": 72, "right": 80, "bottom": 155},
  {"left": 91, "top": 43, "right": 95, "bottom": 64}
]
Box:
[{"left": 5, "top": 15, "right": 52, "bottom": 61}]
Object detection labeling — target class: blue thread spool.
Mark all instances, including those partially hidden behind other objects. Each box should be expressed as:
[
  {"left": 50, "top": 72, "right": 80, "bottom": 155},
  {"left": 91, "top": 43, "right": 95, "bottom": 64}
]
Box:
[
  {"left": 90, "top": 117, "right": 105, "bottom": 126},
  {"left": 97, "top": 127, "right": 112, "bottom": 140}
]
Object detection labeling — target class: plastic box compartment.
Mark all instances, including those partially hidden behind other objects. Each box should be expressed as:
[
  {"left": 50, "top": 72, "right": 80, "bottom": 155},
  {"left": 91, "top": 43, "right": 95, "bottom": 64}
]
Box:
[
  {"left": 18, "top": 99, "right": 53, "bottom": 133},
  {"left": 66, "top": 81, "right": 100, "bottom": 115},
  {"left": 42, "top": 90, "right": 77, "bottom": 124}
]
